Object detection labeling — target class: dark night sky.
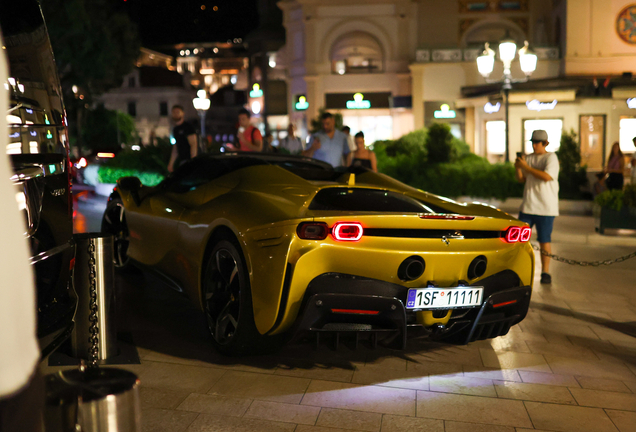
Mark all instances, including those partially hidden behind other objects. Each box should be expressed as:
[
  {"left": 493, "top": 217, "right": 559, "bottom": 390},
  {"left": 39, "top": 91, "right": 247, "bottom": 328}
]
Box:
[{"left": 119, "top": 0, "right": 260, "bottom": 47}]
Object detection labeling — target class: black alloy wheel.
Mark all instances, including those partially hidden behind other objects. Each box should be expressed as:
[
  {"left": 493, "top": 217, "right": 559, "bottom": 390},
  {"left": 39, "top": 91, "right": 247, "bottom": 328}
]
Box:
[
  {"left": 101, "top": 198, "right": 131, "bottom": 269},
  {"left": 203, "top": 239, "right": 269, "bottom": 355}
]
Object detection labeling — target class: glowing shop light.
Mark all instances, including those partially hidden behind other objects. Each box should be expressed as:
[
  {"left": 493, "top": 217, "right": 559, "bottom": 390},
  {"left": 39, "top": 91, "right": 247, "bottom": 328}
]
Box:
[
  {"left": 97, "top": 152, "right": 115, "bottom": 158},
  {"left": 132, "top": 145, "right": 141, "bottom": 151},
  {"left": 346, "top": 93, "right": 371, "bottom": 110},
  {"left": 295, "top": 96, "right": 309, "bottom": 111},
  {"left": 249, "top": 83, "right": 263, "bottom": 98},
  {"left": 29, "top": 141, "right": 39, "bottom": 153},
  {"left": 526, "top": 99, "right": 557, "bottom": 111},
  {"left": 434, "top": 104, "right": 456, "bottom": 119},
  {"left": 251, "top": 101, "right": 261, "bottom": 114},
  {"left": 484, "top": 102, "right": 501, "bottom": 114},
  {"left": 627, "top": 98, "right": 636, "bottom": 109}
]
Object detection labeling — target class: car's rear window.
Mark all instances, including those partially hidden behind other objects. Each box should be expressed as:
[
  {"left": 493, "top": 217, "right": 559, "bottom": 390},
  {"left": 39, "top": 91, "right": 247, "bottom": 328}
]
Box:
[{"left": 309, "top": 188, "right": 448, "bottom": 213}]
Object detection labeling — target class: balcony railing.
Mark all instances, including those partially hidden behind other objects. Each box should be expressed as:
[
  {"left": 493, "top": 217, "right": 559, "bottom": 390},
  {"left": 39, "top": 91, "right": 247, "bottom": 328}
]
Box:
[{"left": 415, "top": 47, "right": 559, "bottom": 63}]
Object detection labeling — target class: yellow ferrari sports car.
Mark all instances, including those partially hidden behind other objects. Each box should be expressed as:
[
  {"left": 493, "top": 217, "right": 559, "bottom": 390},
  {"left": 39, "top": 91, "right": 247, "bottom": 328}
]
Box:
[{"left": 102, "top": 153, "right": 534, "bottom": 355}]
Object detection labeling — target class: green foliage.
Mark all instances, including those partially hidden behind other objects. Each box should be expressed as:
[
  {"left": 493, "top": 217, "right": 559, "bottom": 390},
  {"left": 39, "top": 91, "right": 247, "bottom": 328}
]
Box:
[
  {"left": 556, "top": 129, "right": 588, "bottom": 199},
  {"left": 309, "top": 108, "right": 343, "bottom": 133},
  {"left": 81, "top": 105, "right": 137, "bottom": 151},
  {"left": 595, "top": 184, "right": 636, "bottom": 211},
  {"left": 98, "top": 167, "right": 164, "bottom": 187},
  {"left": 41, "top": 0, "right": 140, "bottom": 101},
  {"left": 425, "top": 123, "right": 453, "bottom": 163},
  {"left": 374, "top": 125, "right": 522, "bottom": 200},
  {"left": 97, "top": 138, "right": 172, "bottom": 185}
]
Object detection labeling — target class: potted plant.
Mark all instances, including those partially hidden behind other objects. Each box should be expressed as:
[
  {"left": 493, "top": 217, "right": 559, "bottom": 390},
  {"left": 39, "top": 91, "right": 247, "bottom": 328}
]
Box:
[{"left": 594, "top": 184, "right": 636, "bottom": 234}]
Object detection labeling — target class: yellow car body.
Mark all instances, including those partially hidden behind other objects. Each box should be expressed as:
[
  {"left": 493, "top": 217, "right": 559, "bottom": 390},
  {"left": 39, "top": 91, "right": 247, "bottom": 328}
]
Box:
[{"left": 106, "top": 153, "right": 534, "bottom": 353}]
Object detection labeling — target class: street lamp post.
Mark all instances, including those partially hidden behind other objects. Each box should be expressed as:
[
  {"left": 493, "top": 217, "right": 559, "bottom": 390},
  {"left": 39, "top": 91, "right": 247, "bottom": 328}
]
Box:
[
  {"left": 193, "top": 89, "right": 211, "bottom": 152},
  {"left": 476, "top": 40, "right": 537, "bottom": 162}
]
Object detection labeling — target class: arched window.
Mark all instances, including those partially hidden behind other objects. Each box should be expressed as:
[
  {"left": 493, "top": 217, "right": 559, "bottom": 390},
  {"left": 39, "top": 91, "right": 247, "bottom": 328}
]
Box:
[
  {"left": 463, "top": 21, "right": 526, "bottom": 48},
  {"left": 331, "top": 32, "right": 384, "bottom": 75}
]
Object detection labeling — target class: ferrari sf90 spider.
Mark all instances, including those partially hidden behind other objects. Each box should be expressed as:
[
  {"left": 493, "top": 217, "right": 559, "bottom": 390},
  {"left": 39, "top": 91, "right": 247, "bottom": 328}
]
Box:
[{"left": 103, "top": 153, "right": 534, "bottom": 355}]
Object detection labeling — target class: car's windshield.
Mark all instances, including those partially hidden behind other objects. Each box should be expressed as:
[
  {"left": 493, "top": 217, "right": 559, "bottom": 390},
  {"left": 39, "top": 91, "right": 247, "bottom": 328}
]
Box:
[{"left": 308, "top": 188, "right": 450, "bottom": 213}]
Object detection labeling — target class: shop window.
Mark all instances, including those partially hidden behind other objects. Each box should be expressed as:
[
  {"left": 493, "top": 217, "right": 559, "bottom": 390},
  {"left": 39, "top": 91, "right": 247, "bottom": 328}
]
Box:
[
  {"left": 486, "top": 121, "right": 506, "bottom": 155},
  {"left": 127, "top": 101, "right": 137, "bottom": 118},
  {"left": 331, "top": 32, "right": 383, "bottom": 75},
  {"left": 341, "top": 115, "right": 393, "bottom": 145},
  {"left": 619, "top": 117, "right": 636, "bottom": 153},
  {"left": 159, "top": 101, "right": 168, "bottom": 117},
  {"left": 523, "top": 119, "right": 562, "bottom": 154},
  {"left": 128, "top": 76, "right": 136, "bottom": 88}
]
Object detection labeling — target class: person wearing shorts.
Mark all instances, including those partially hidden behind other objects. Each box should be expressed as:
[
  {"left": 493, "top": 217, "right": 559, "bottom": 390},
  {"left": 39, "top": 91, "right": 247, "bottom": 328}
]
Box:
[{"left": 515, "top": 129, "right": 560, "bottom": 284}]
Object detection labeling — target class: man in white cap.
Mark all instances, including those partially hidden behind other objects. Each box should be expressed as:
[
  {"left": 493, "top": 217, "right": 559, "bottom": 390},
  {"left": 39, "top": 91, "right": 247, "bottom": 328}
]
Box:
[{"left": 514, "top": 129, "right": 560, "bottom": 284}]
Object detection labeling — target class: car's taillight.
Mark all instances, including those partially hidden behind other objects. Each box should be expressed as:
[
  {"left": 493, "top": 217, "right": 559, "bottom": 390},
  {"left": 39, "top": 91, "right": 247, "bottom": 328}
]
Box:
[
  {"left": 332, "top": 222, "right": 363, "bottom": 241},
  {"left": 502, "top": 226, "right": 531, "bottom": 243},
  {"left": 297, "top": 222, "right": 328, "bottom": 240},
  {"left": 519, "top": 227, "right": 531, "bottom": 242}
]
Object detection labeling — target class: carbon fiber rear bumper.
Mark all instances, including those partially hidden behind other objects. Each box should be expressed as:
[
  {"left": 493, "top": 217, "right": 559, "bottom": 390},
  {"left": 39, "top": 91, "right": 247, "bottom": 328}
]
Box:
[{"left": 289, "top": 271, "right": 531, "bottom": 348}]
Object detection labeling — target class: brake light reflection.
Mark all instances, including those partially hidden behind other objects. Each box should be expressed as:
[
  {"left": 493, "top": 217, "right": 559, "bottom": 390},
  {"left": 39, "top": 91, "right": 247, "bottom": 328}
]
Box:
[{"left": 332, "top": 222, "right": 363, "bottom": 241}]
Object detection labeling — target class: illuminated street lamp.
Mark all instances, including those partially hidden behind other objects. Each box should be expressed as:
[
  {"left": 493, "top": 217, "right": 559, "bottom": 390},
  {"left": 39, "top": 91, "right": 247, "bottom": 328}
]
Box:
[
  {"left": 477, "top": 40, "right": 537, "bottom": 161},
  {"left": 193, "top": 89, "right": 211, "bottom": 151}
]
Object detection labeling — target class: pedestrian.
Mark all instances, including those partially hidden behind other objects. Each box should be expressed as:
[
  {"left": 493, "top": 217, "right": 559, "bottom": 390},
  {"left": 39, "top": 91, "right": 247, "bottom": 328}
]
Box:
[
  {"left": 235, "top": 108, "right": 263, "bottom": 152},
  {"left": 514, "top": 129, "right": 560, "bottom": 285},
  {"left": 263, "top": 132, "right": 274, "bottom": 152},
  {"left": 605, "top": 142, "right": 625, "bottom": 190},
  {"left": 341, "top": 126, "right": 358, "bottom": 154},
  {"left": 302, "top": 112, "right": 351, "bottom": 167},
  {"left": 350, "top": 132, "right": 377, "bottom": 172},
  {"left": 278, "top": 124, "right": 304, "bottom": 155},
  {"left": 592, "top": 172, "right": 607, "bottom": 197},
  {"left": 167, "top": 105, "right": 198, "bottom": 173}
]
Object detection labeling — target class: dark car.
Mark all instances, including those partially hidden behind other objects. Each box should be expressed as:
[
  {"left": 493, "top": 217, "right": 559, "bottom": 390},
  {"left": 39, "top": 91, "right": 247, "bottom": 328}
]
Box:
[{"left": 1, "top": 0, "right": 76, "bottom": 357}]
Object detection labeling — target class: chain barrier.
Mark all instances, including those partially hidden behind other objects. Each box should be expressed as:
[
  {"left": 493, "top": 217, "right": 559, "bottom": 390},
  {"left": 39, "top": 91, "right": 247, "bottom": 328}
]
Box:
[
  {"left": 87, "top": 239, "right": 99, "bottom": 367},
  {"left": 531, "top": 243, "right": 636, "bottom": 266}
]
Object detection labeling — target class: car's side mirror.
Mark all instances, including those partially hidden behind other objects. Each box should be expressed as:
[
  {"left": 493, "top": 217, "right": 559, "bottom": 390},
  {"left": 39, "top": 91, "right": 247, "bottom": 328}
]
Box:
[{"left": 118, "top": 176, "right": 142, "bottom": 206}]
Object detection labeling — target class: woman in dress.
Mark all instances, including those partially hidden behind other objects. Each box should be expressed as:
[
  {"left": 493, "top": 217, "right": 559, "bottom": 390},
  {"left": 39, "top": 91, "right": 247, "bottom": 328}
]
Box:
[
  {"left": 605, "top": 142, "right": 625, "bottom": 190},
  {"left": 349, "top": 132, "right": 377, "bottom": 172}
]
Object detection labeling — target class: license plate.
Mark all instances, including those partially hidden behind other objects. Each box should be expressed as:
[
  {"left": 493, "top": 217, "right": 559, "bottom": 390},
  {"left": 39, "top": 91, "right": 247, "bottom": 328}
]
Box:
[{"left": 406, "top": 287, "right": 483, "bottom": 310}]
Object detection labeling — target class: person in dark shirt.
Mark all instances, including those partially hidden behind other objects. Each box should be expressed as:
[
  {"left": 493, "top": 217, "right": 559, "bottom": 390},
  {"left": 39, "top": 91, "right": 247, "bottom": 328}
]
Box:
[{"left": 168, "top": 105, "right": 198, "bottom": 172}]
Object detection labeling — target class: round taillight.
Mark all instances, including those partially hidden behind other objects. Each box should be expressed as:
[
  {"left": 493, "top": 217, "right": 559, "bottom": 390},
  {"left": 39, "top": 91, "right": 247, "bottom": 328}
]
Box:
[{"left": 332, "top": 222, "right": 363, "bottom": 241}]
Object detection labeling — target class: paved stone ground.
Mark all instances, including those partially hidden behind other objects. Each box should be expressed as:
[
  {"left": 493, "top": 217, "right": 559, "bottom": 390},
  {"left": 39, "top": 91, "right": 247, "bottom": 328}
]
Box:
[{"left": 47, "top": 198, "right": 636, "bottom": 432}]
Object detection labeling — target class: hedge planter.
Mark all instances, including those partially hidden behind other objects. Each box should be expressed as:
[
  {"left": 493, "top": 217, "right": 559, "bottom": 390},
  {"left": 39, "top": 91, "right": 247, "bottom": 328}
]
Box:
[{"left": 594, "top": 205, "right": 636, "bottom": 234}]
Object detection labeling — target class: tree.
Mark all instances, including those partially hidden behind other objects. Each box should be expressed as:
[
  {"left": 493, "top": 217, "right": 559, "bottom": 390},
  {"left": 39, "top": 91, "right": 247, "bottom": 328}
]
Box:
[
  {"left": 556, "top": 129, "right": 588, "bottom": 199},
  {"left": 82, "top": 105, "right": 137, "bottom": 152},
  {"left": 41, "top": 0, "right": 140, "bottom": 102}
]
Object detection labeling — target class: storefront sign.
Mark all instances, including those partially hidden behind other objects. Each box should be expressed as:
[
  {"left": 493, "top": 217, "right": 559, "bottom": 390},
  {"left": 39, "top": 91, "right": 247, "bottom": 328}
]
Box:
[
  {"left": 484, "top": 102, "right": 501, "bottom": 114},
  {"left": 346, "top": 93, "right": 371, "bottom": 110},
  {"left": 249, "top": 83, "right": 263, "bottom": 98},
  {"left": 626, "top": 98, "right": 636, "bottom": 109},
  {"left": 295, "top": 95, "right": 308, "bottom": 111},
  {"left": 526, "top": 99, "right": 557, "bottom": 111},
  {"left": 434, "top": 104, "right": 456, "bottom": 119}
]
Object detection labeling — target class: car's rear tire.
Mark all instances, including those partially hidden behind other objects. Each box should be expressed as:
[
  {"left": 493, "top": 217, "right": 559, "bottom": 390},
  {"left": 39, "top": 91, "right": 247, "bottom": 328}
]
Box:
[
  {"left": 203, "top": 239, "right": 282, "bottom": 355},
  {"left": 101, "top": 197, "right": 133, "bottom": 271}
]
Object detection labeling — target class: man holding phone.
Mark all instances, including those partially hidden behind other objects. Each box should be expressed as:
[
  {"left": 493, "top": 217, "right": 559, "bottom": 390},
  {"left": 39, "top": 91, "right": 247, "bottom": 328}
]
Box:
[{"left": 514, "top": 130, "right": 560, "bottom": 284}]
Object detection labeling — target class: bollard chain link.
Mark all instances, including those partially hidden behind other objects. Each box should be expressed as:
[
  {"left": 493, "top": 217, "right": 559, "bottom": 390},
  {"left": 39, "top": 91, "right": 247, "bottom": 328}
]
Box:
[
  {"left": 87, "top": 239, "right": 99, "bottom": 367},
  {"left": 531, "top": 243, "right": 636, "bottom": 266}
]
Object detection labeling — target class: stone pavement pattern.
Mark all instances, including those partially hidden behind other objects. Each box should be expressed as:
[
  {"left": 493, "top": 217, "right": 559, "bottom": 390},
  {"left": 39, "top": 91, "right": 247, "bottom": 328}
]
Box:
[{"left": 51, "top": 214, "right": 636, "bottom": 432}]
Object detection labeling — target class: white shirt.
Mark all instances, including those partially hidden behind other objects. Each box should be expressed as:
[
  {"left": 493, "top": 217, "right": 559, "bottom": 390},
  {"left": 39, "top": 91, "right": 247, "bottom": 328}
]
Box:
[
  {"left": 278, "top": 135, "right": 304, "bottom": 155},
  {"left": 0, "top": 49, "right": 39, "bottom": 396},
  {"left": 520, "top": 152, "right": 560, "bottom": 216}
]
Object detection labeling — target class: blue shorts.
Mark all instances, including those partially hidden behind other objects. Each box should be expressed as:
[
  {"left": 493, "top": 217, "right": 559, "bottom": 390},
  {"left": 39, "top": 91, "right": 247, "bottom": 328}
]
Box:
[{"left": 517, "top": 212, "right": 555, "bottom": 243}]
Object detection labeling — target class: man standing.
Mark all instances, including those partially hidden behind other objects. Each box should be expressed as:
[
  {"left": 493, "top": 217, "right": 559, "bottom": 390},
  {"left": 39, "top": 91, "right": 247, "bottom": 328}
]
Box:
[
  {"left": 303, "top": 112, "right": 351, "bottom": 167},
  {"left": 515, "top": 129, "right": 560, "bottom": 284},
  {"left": 278, "top": 124, "right": 304, "bottom": 155},
  {"left": 236, "top": 108, "right": 263, "bottom": 152},
  {"left": 168, "top": 105, "right": 197, "bottom": 173}
]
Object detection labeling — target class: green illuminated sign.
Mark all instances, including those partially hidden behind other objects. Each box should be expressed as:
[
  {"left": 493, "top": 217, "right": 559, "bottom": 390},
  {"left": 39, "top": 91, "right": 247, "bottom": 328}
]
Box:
[
  {"left": 433, "top": 104, "right": 456, "bottom": 119},
  {"left": 295, "top": 95, "right": 308, "bottom": 111},
  {"left": 249, "top": 83, "right": 263, "bottom": 98},
  {"left": 346, "top": 93, "right": 371, "bottom": 110},
  {"left": 46, "top": 130, "right": 53, "bottom": 139},
  {"left": 49, "top": 164, "right": 56, "bottom": 174}
]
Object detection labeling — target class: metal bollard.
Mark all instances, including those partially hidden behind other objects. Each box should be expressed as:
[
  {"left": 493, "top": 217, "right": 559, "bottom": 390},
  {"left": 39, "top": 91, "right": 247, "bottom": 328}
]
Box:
[
  {"left": 71, "top": 233, "right": 118, "bottom": 361},
  {"left": 45, "top": 366, "right": 141, "bottom": 432}
]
